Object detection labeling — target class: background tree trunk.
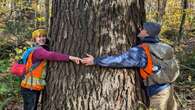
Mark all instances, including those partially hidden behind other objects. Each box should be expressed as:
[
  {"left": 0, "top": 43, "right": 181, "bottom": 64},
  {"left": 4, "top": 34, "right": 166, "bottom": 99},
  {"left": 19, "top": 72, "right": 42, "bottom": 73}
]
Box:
[
  {"left": 42, "top": 0, "right": 146, "bottom": 110},
  {"left": 178, "top": 0, "right": 188, "bottom": 44},
  {"left": 44, "top": 0, "right": 50, "bottom": 27},
  {"left": 31, "top": 0, "right": 38, "bottom": 28},
  {"left": 157, "top": 0, "right": 167, "bottom": 24}
]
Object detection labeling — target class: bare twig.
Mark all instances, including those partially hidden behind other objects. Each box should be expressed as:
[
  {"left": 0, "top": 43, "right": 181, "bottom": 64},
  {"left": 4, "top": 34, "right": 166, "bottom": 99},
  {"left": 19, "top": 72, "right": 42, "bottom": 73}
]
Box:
[
  {"left": 180, "top": 64, "right": 195, "bottom": 72},
  {"left": 174, "top": 91, "right": 186, "bottom": 108}
]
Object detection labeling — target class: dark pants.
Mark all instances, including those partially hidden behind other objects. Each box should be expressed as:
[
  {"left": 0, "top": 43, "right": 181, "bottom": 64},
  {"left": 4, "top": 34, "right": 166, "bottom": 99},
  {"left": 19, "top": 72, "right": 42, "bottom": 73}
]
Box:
[{"left": 21, "top": 88, "right": 41, "bottom": 110}]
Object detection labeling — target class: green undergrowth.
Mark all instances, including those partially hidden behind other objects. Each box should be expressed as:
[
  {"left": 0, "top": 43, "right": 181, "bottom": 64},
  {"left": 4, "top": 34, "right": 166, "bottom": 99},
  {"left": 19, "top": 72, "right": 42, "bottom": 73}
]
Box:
[{"left": 0, "top": 59, "right": 21, "bottom": 109}]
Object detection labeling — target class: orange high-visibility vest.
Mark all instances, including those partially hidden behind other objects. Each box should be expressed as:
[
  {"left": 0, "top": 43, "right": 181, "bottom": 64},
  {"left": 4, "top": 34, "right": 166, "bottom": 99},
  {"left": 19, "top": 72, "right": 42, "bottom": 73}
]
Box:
[
  {"left": 139, "top": 43, "right": 153, "bottom": 80},
  {"left": 21, "top": 51, "right": 46, "bottom": 91}
]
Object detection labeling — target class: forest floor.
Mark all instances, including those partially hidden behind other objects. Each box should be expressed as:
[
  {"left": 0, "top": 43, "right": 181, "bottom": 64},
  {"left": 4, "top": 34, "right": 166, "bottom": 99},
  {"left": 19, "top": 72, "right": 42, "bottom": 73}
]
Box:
[{"left": 175, "top": 84, "right": 195, "bottom": 110}]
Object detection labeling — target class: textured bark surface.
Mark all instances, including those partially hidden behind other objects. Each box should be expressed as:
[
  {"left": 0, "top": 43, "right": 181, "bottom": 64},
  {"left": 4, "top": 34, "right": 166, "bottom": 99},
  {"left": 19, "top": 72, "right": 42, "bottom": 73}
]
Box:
[{"left": 42, "top": 0, "right": 146, "bottom": 110}]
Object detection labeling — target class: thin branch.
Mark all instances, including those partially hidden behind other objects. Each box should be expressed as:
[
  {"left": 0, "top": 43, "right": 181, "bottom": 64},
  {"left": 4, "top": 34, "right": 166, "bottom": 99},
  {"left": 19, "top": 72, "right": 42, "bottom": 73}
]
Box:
[{"left": 180, "top": 64, "right": 195, "bottom": 72}]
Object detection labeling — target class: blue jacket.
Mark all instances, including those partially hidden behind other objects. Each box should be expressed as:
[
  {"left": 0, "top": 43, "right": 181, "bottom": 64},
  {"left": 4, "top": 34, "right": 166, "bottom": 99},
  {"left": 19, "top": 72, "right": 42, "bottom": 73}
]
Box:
[{"left": 94, "top": 36, "right": 170, "bottom": 96}]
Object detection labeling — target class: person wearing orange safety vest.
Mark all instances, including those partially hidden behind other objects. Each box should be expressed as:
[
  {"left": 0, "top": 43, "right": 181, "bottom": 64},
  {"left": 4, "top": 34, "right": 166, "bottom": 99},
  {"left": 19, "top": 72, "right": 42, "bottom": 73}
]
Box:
[
  {"left": 20, "top": 29, "right": 81, "bottom": 110},
  {"left": 81, "top": 22, "right": 178, "bottom": 110}
]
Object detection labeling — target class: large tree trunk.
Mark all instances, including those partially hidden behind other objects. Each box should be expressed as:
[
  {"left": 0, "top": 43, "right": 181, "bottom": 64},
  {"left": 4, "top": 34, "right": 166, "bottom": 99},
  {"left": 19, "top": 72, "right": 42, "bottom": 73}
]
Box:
[{"left": 42, "top": 0, "right": 146, "bottom": 110}]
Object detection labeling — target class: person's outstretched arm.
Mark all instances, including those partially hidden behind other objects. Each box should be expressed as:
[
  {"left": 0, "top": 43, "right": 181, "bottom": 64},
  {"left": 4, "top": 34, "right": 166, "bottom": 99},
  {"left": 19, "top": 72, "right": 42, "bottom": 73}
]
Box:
[
  {"left": 33, "top": 47, "right": 80, "bottom": 64},
  {"left": 82, "top": 47, "right": 147, "bottom": 68}
]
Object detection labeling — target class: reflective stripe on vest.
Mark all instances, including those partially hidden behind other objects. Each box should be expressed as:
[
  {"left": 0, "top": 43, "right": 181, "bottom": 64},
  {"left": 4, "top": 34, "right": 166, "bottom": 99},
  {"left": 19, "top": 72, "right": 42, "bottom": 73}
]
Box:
[
  {"left": 21, "top": 51, "right": 46, "bottom": 91},
  {"left": 139, "top": 43, "right": 153, "bottom": 80}
]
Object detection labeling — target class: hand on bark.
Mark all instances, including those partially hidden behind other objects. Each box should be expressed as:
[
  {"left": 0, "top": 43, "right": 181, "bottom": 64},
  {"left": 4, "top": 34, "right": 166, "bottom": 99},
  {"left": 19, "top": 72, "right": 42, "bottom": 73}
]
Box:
[
  {"left": 81, "top": 54, "right": 95, "bottom": 66},
  {"left": 69, "top": 56, "right": 81, "bottom": 64}
]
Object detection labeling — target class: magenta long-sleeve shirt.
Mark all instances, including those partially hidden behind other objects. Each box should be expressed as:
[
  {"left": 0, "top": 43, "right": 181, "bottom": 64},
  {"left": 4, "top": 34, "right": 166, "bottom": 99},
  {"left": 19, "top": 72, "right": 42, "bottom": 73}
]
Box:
[{"left": 32, "top": 47, "right": 70, "bottom": 63}]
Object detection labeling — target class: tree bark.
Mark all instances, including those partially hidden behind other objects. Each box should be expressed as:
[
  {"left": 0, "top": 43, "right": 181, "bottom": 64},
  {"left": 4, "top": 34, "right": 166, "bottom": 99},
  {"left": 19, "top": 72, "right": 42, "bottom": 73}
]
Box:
[
  {"left": 157, "top": 0, "right": 167, "bottom": 24},
  {"left": 31, "top": 0, "right": 38, "bottom": 28},
  {"left": 178, "top": 0, "right": 188, "bottom": 44},
  {"left": 44, "top": 0, "right": 50, "bottom": 27},
  {"left": 42, "top": 0, "right": 146, "bottom": 110}
]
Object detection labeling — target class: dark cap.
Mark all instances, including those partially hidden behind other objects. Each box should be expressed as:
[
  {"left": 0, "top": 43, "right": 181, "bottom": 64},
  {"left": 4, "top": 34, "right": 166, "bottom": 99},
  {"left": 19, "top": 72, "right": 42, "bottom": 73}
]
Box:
[{"left": 143, "top": 22, "right": 161, "bottom": 36}]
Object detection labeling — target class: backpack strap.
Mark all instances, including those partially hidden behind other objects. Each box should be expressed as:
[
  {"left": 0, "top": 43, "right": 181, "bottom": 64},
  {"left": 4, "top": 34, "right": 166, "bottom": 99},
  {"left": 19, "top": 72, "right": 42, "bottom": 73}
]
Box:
[
  {"left": 22, "top": 47, "right": 41, "bottom": 90},
  {"left": 139, "top": 43, "right": 153, "bottom": 80},
  {"left": 21, "top": 47, "right": 38, "bottom": 64},
  {"left": 27, "top": 61, "right": 41, "bottom": 73}
]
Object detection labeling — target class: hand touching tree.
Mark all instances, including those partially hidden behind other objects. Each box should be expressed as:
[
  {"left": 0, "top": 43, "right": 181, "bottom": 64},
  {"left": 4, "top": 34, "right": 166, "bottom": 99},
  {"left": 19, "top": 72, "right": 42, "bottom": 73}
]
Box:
[
  {"left": 81, "top": 54, "right": 95, "bottom": 65},
  {"left": 69, "top": 56, "right": 81, "bottom": 64}
]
